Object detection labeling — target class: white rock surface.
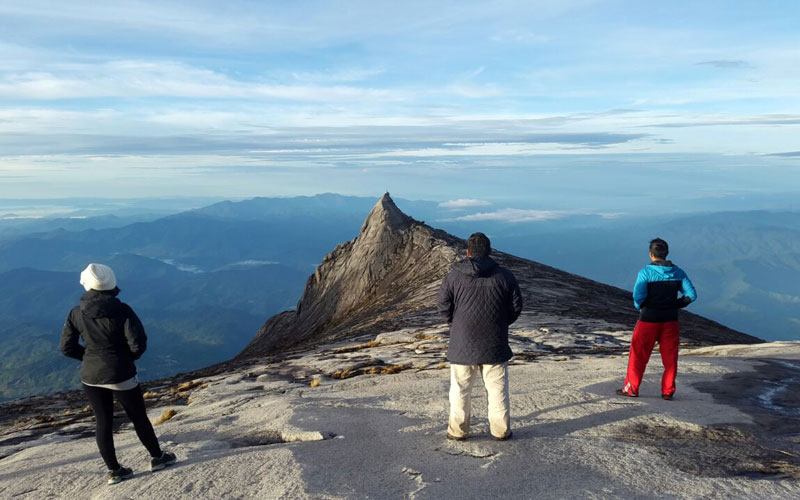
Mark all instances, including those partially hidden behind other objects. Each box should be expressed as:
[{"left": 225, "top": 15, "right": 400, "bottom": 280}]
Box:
[{"left": 1, "top": 341, "right": 799, "bottom": 499}]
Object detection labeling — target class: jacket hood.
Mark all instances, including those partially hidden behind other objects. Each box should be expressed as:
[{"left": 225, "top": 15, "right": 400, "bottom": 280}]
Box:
[
  {"left": 453, "top": 256, "right": 499, "bottom": 278},
  {"left": 647, "top": 260, "right": 678, "bottom": 278},
  {"left": 80, "top": 290, "right": 124, "bottom": 319}
]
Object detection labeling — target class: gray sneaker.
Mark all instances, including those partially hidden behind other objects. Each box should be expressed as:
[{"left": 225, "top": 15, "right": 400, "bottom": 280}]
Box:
[
  {"left": 107, "top": 465, "right": 133, "bottom": 485},
  {"left": 150, "top": 451, "right": 177, "bottom": 471}
]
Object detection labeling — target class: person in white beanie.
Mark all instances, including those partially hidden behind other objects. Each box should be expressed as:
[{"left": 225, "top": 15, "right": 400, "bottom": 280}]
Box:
[{"left": 61, "top": 263, "right": 177, "bottom": 485}]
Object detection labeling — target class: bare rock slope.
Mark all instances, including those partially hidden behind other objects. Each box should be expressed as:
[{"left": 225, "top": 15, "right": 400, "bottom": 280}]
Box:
[{"left": 239, "top": 193, "right": 761, "bottom": 360}]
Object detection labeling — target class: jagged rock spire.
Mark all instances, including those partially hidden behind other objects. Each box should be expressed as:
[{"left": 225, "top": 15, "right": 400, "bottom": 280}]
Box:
[
  {"left": 237, "top": 193, "right": 461, "bottom": 358},
  {"left": 359, "top": 192, "right": 414, "bottom": 235}
]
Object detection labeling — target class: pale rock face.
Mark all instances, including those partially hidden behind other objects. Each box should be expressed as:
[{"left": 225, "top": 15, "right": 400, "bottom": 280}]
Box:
[{"left": 238, "top": 193, "right": 761, "bottom": 360}]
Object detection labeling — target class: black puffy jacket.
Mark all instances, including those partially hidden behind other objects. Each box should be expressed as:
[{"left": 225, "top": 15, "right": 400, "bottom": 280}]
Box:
[
  {"left": 437, "top": 256, "right": 523, "bottom": 365},
  {"left": 60, "top": 290, "right": 147, "bottom": 384}
]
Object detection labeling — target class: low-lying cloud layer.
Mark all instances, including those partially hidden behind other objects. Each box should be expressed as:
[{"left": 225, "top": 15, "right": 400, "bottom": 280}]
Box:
[{"left": 439, "top": 199, "right": 493, "bottom": 209}]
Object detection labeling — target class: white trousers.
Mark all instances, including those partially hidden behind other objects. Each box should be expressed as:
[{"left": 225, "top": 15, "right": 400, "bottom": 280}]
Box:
[{"left": 448, "top": 362, "right": 510, "bottom": 439}]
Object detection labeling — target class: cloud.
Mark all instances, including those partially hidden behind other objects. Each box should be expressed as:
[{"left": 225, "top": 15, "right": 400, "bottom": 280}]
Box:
[
  {"left": 768, "top": 292, "right": 800, "bottom": 305},
  {"left": 290, "top": 67, "right": 386, "bottom": 83},
  {"left": 439, "top": 199, "right": 492, "bottom": 209},
  {"left": 446, "top": 83, "right": 504, "bottom": 98},
  {"left": 0, "top": 105, "right": 652, "bottom": 156},
  {"left": 0, "top": 61, "right": 403, "bottom": 101},
  {"left": 695, "top": 60, "right": 752, "bottom": 69},
  {"left": 489, "top": 29, "right": 551, "bottom": 44},
  {"left": 767, "top": 151, "right": 800, "bottom": 157},
  {"left": 646, "top": 114, "right": 800, "bottom": 128},
  {"left": 452, "top": 209, "right": 566, "bottom": 223}
]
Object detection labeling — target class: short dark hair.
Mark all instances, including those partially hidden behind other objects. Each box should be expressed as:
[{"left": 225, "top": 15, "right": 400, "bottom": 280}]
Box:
[
  {"left": 649, "top": 238, "right": 669, "bottom": 259},
  {"left": 467, "top": 232, "right": 491, "bottom": 257}
]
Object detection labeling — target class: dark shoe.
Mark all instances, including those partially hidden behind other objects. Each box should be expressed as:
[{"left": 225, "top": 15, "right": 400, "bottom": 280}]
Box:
[
  {"left": 661, "top": 394, "right": 674, "bottom": 401},
  {"left": 494, "top": 431, "right": 513, "bottom": 441},
  {"left": 446, "top": 433, "right": 467, "bottom": 441},
  {"left": 150, "top": 451, "right": 177, "bottom": 471},
  {"left": 107, "top": 466, "right": 133, "bottom": 485},
  {"left": 616, "top": 389, "right": 638, "bottom": 398}
]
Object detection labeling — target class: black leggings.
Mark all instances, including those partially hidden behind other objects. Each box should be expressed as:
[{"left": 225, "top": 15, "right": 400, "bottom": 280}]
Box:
[{"left": 82, "top": 384, "right": 162, "bottom": 470}]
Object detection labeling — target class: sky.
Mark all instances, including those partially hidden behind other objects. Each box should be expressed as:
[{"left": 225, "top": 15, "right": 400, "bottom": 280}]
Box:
[{"left": 1, "top": 0, "right": 799, "bottom": 214}]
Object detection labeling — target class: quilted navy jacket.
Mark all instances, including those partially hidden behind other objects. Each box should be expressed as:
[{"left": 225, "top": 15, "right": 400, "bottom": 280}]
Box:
[
  {"left": 60, "top": 290, "right": 147, "bottom": 384},
  {"left": 437, "top": 256, "right": 523, "bottom": 365}
]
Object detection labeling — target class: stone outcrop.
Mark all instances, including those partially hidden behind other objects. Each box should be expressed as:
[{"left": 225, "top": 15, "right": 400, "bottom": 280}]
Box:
[{"left": 238, "top": 193, "right": 762, "bottom": 360}]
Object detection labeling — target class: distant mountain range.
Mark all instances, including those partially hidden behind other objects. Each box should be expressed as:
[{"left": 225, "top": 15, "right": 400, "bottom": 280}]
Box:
[{"left": 0, "top": 193, "right": 796, "bottom": 401}]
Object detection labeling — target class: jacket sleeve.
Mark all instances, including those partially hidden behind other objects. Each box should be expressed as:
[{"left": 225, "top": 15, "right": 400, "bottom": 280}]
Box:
[
  {"left": 508, "top": 273, "right": 523, "bottom": 325},
  {"left": 632, "top": 269, "right": 648, "bottom": 310},
  {"left": 59, "top": 310, "right": 85, "bottom": 361},
  {"left": 677, "top": 269, "right": 697, "bottom": 307},
  {"left": 437, "top": 273, "right": 454, "bottom": 324},
  {"left": 123, "top": 305, "right": 147, "bottom": 360}
]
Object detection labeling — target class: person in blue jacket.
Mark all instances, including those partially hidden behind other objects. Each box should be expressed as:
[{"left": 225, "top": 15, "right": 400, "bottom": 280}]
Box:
[{"left": 617, "top": 238, "right": 696, "bottom": 400}]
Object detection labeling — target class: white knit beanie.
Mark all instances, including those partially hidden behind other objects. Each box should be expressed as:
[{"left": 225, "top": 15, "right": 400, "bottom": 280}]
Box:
[{"left": 80, "top": 263, "right": 117, "bottom": 291}]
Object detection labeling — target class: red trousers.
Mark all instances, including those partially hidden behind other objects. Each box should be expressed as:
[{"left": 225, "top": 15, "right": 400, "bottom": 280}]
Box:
[{"left": 622, "top": 320, "right": 680, "bottom": 396}]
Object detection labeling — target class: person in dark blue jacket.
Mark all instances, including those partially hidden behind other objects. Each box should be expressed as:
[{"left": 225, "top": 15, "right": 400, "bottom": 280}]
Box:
[
  {"left": 617, "top": 238, "right": 696, "bottom": 400},
  {"left": 437, "top": 232, "right": 523, "bottom": 440}
]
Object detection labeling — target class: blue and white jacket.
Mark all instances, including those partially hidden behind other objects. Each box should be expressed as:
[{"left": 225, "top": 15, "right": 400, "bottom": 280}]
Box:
[{"left": 633, "top": 260, "right": 697, "bottom": 323}]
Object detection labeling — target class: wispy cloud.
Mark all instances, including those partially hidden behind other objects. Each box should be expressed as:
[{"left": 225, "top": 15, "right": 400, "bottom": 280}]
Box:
[
  {"left": 768, "top": 292, "right": 800, "bottom": 305},
  {"left": 768, "top": 151, "right": 800, "bottom": 157},
  {"left": 452, "top": 209, "right": 566, "bottom": 223},
  {"left": 489, "top": 29, "right": 551, "bottom": 44},
  {"left": 290, "top": 67, "right": 386, "bottom": 83},
  {"left": 0, "top": 61, "right": 402, "bottom": 101},
  {"left": 646, "top": 114, "right": 800, "bottom": 128},
  {"left": 695, "top": 60, "right": 752, "bottom": 69},
  {"left": 439, "top": 199, "right": 492, "bottom": 209}
]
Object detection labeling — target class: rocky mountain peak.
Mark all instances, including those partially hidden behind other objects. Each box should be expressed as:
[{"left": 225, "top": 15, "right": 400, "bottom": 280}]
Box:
[
  {"left": 238, "top": 194, "right": 761, "bottom": 361},
  {"left": 359, "top": 192, "right": 414, "bottom": 235},
  {"left": 237, "top": 194, "right": 462, "bottom": 358}
]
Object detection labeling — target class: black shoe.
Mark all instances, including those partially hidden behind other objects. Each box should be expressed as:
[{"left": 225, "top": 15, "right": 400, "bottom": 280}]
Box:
[
  {"left": 446, "top": 433, "right": 467, "bottom": 441},
  {"left": 616, "top": 389, "right": 638, "bottom": 398},
  {"left": 107, "top": 466, "right": 133, "bottom": 485},
  {"left": 661, "top": 394, "right": 674, "bottom": 401},
  {"left": 150, "top": 451, "right": 177, "bottom": 471},
  {"left": 494, "top": 431, "right": 513, "bottom": 441}
]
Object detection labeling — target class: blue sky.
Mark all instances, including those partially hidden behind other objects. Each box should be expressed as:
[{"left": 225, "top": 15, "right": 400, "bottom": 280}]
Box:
[{"left": 1, "top": 0, "right": 798, "bottom": 214}]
